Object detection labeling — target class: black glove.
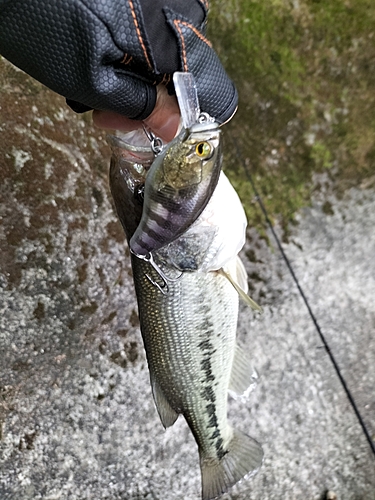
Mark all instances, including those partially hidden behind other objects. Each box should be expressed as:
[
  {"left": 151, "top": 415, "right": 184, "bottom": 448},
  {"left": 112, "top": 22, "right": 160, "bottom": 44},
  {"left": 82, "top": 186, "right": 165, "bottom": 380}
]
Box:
[{"left": 0, "top": 0, "right": 237, "bottom": 123}]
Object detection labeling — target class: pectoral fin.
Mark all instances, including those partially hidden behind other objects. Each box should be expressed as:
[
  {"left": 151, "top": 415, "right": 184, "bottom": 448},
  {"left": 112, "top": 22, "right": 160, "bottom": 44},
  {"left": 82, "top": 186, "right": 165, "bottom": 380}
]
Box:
[
  {"left": 233, "top": 255, "right": 249, "bottom": 293},
  {"left": 150, "top": 374, "right": 179, "bottom": 429},
  {"left": 220, "top": 258, "right": 262, "bottom": 312},
  {"left": 229, "top": 345, "right": 258, "bottom": 399}
]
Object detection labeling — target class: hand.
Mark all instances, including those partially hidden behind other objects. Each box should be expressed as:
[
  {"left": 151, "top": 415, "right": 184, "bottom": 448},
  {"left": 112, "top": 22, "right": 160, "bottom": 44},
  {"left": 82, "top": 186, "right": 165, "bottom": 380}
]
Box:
[
  {"left": 93, "top": 84, "right": 180, "bottom": 142},
  {"left": 0, "top": 0, "right": 237, "bottom": 125}
]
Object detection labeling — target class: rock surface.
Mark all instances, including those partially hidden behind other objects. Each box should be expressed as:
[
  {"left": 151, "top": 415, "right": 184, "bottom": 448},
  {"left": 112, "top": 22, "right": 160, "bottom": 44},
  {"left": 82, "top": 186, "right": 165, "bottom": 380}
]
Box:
[{"left": 1, "top": 59, "right": 374, "bottom": 500}]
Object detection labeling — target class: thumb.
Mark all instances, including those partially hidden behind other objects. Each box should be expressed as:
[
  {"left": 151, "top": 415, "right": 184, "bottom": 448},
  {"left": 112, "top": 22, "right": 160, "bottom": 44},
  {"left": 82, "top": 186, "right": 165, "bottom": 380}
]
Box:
[{"left": 143, "top": 84, "right": 180, "bottom": 141}]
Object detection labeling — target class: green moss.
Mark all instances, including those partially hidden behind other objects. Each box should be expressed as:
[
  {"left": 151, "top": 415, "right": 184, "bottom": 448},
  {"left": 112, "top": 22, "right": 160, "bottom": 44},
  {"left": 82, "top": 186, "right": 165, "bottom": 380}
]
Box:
[
  {"left": 208, "top": 0, "right": 375, "bottom": 232},
  {"left": 310, "top": 141, "right": 333, "bottom": 170}
]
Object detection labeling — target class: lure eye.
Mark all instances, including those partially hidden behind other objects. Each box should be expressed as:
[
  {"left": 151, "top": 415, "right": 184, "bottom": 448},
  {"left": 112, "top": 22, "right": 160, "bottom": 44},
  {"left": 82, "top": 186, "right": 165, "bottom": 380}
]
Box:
[{"left": 195, "top": 141, "right": 213, "bottom": 159}]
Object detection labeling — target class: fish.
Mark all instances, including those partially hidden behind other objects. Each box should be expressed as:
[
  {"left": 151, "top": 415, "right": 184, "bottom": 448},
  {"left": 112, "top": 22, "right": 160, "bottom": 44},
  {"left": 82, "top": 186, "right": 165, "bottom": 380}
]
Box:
[
  {"left": 109, "top": 131, "right": 263, "bottom": 500},
  {"left": 129, "top": 120, "right": 222, "bottom": 256}
]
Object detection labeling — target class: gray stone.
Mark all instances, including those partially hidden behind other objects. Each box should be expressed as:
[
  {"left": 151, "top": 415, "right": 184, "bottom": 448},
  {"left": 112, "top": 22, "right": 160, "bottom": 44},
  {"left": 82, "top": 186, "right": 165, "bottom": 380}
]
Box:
[{"left": 1, "top": 59, "right": 374, "bottom": 500}]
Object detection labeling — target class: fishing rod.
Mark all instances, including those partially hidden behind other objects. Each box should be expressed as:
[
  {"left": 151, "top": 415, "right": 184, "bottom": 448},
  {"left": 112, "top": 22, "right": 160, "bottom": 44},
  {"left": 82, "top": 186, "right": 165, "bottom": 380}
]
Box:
[{"left": 231, "top": 136, "right": 375, "bottom": 459}]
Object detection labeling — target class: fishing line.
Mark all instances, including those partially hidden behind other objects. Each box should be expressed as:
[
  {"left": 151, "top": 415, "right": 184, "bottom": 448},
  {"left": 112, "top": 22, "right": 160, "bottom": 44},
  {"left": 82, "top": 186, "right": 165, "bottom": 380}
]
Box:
[{"left": 231, "top": 136, "right": 375, "bottom": 458}]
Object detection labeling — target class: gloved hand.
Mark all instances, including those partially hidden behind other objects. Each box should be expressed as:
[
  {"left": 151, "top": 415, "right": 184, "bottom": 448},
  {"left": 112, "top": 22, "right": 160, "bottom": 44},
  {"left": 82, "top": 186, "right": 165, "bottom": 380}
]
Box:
[{"left": 0, "top": 0, "right": 238, "bottom": 124}]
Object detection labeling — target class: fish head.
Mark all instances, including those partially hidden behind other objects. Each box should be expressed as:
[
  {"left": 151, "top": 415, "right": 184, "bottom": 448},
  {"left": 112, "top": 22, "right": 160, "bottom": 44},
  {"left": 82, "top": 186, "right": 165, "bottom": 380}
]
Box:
[
  {"left": 130, "top": 122, "right": 222, "bottom": 256},
  {"left": 107, "top": 133, "right": 154, "bottom": 241}
]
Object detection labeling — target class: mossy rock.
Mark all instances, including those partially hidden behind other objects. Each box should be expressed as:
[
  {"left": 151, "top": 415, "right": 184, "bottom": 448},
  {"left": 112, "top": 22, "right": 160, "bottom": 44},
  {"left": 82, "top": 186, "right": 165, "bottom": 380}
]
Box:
[{"left": 207, "top": 0, "right": 375, "bottom": 231}]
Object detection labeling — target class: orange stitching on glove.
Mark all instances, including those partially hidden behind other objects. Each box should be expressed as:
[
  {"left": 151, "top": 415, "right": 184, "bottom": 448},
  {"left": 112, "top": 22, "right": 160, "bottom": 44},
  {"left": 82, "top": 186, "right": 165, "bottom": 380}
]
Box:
[
  {"left": 128, "top": 0, "right": 152, "bottom": 71},
  {"left": 174, "top": 19, "right": 212, "bottom": 53},
  {"left": 173, "top": 20, "right": 188, "bottom": 71},
  {"left": 173, "top": 19, "right": 212, "bottom": 72},
  {"left": 121, "top": 53, "right": 133, "bottom": 65},
  {"left": 160, "top": 73, "right": 169, "bottom": 85}
]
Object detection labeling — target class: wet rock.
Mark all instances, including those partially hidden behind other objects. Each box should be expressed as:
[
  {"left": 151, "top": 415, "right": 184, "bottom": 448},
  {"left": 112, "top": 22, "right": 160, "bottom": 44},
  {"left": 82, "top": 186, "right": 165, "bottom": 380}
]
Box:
[
  {"left": 0, "top": 58, "right": 148, "bottom": 499},
  {"left": 1, "top": 47, "right": 375, "bottom": 500}
]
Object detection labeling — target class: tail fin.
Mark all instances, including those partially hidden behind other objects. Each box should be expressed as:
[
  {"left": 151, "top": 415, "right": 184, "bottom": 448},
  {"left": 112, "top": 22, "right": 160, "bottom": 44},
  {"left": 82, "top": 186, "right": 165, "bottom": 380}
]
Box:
[{"left": 200, "top": 428, "right": 263, "bottom": 500}]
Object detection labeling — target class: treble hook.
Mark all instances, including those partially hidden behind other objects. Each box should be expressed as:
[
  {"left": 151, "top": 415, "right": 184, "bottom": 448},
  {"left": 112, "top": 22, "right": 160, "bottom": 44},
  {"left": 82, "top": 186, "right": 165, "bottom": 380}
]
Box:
[
  {"left": 142, "top": 125, "right": 163, "bottom": 155},
  {"left": 131, "top": 250, "right": 182, "bottom": 294}
]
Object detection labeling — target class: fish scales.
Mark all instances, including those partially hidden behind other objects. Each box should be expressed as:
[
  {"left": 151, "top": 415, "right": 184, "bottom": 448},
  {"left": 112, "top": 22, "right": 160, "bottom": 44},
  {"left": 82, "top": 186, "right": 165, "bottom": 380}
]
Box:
[
  {"left": 132, "top": 254, "right": 238, "bottom": 459},
  {"left": 109, "top": 131, "right": 263, "bottom": 500}
]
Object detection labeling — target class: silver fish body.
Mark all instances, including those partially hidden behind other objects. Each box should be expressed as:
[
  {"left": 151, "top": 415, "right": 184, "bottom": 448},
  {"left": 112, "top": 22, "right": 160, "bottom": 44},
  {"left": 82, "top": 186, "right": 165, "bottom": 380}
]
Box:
[
  {"left": 109, "top": 132, "right": 263, "bottom": 500},
  {"left": 129, "top": 121, "right": 222, "bottom": 256},
  {"left": 131, "top": 253, "right": 263, "bottom": 499}
]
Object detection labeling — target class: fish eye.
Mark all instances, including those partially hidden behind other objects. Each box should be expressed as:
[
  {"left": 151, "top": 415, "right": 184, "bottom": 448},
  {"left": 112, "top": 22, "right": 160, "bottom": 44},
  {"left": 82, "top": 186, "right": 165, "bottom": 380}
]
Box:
[{"left": 195, "top": 141, "right": 213, "bottom": 159}]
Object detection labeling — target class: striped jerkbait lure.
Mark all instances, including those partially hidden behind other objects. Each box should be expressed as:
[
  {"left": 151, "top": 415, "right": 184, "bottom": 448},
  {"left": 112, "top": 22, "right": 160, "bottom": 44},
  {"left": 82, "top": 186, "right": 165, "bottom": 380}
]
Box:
[{"left": 129, "top": 120, "right": 222, "bottom": 256}]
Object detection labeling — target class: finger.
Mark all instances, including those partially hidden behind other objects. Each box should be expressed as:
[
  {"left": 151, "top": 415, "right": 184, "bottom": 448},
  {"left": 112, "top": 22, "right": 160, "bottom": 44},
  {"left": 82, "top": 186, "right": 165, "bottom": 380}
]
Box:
[
  {"left": 93, "top": 85, "right": 180, "bottom": 142},
  {"left": 143, "top": 84, "right": 180, "bottom": 141},
  {"left": 92, "top": 109, "right": 142, "bottom": 134}
]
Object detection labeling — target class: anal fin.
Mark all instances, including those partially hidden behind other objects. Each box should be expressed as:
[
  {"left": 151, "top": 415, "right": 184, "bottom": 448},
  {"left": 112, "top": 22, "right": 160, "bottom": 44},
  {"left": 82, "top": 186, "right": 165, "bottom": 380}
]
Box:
[{"left": 150, "top": 374, "right": 179, "bottom": 429}]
